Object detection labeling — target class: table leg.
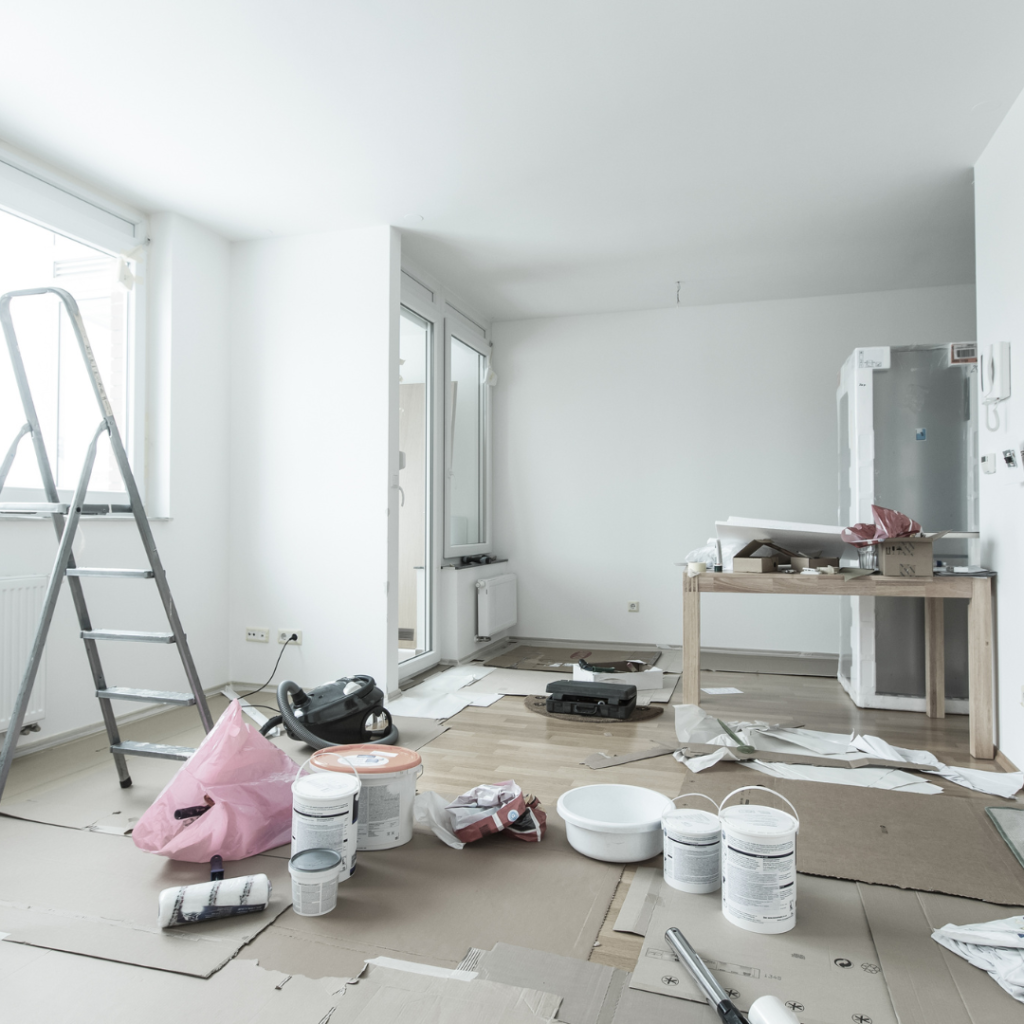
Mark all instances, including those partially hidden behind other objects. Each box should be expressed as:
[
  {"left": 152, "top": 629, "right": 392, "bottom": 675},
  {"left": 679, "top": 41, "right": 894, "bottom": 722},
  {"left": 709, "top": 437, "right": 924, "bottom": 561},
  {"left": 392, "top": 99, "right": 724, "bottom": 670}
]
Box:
[
  {"left": 967, "top": 577, "right": 995, "bottom": 760},
  {"left": 683, "top": 573, "right": 700, "bottom": 705},
  {"left": 924, "top": 597, "right": 945, "bottom": 719}
]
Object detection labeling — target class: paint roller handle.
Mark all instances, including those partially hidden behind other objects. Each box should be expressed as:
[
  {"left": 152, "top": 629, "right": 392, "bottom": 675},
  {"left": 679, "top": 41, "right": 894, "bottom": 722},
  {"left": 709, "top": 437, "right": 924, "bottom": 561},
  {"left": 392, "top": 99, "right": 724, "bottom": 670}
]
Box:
[{"left": 665, "top": 928, "right": 747, "bottom": 1023}]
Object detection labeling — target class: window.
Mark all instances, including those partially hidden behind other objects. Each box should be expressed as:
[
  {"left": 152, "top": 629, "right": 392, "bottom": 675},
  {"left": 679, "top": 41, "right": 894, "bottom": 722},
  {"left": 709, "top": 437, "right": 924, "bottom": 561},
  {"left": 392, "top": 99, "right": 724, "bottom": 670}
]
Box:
[
  {"left": 0, "top": 212, "right": 137, "bottom": 502},
  {"left": 444, "top": 317, "right": 492, "bottom": 558}
]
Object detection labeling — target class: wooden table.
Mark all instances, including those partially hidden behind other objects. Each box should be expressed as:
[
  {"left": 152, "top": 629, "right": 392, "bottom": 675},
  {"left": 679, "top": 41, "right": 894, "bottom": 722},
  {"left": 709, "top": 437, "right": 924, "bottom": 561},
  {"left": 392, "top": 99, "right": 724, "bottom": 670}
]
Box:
[{"left": 682, "top": 571, "right": 995, "bottom": 759}]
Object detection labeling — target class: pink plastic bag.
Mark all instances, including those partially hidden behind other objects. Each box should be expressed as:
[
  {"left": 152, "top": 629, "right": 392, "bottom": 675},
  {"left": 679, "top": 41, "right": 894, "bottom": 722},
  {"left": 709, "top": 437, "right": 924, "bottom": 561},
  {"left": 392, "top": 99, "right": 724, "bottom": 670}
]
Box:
[
  {"left": 841, "top": 504, "right": 921, "bottom": 548},
  {"left": 132, "top": 700, "right": 299, "bottom": 862}
]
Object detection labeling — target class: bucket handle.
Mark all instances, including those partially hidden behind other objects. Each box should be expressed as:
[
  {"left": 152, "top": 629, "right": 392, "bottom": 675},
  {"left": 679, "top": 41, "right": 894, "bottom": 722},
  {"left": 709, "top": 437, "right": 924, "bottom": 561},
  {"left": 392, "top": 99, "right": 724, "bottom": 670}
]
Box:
[
  {"left": 665, "top": 792, "right": 721, "bottom": 817},
  {"left": 719, "top": 785, "right": 799, "bottom": 827},
  {"left": 296, "top": 756, "right": 362, "bottom": 787}
]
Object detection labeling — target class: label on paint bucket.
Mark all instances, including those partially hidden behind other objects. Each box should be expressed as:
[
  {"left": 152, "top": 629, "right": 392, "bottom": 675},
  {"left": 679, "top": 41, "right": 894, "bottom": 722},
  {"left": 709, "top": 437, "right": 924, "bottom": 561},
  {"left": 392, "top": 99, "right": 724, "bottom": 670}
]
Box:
[
  {"left": 721, "top": 804, "right": 798, "bottom": 934},
  {"left": 346, "top": 754, "right": 393, "bottom": 767}
]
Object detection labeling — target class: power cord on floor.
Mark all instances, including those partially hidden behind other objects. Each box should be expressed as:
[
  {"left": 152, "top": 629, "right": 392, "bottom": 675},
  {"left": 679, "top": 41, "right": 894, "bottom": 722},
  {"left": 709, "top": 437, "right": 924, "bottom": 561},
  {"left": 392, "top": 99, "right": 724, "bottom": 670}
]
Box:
[{"left": 239, "top": 634, "right": 297, "bottom": 700}]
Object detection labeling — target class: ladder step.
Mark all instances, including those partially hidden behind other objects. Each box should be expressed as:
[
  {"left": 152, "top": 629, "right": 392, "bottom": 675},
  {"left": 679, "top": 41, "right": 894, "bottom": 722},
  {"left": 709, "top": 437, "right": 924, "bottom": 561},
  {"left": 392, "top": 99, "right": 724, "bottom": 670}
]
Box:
[
  {"left": 68, "top": 568, "right": 154, "bottom": 578},
  {"left": 97, "top": 687, "right": 196, "bottom": 706},
  {"left": 82, "top": 630, "right": 177, "bottom": 644},
  {"left": 111, "top": 741, "right": 195, "bottom": 761},
  {"left": 0, "top": 502, "right": 70, "bottom": 514}
]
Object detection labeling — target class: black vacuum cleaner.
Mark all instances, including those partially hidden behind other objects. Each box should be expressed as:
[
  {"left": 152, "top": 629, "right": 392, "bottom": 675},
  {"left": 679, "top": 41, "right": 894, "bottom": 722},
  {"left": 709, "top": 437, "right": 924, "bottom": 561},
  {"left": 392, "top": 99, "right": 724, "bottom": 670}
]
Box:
[{"left": 259, "top": 676, "right": 399, "bottom": 749}]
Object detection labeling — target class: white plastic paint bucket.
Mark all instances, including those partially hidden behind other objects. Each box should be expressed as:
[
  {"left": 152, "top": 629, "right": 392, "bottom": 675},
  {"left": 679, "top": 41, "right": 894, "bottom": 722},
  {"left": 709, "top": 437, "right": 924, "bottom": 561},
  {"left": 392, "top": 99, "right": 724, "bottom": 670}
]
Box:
[
  {"left": 310, "top": 744, "right": 423, "bottom": 850},
  {"left": 289, "top": 847, "right": 342, "bottom": 917},
  {"left": 719, "top": 786, "right": 800, "bottom": 934},
  {"left": 291, "top": 770, "right": 361, "bottom": 879},
  {"left": 662, "top": 794, "right": 721, "bottom": 894}
]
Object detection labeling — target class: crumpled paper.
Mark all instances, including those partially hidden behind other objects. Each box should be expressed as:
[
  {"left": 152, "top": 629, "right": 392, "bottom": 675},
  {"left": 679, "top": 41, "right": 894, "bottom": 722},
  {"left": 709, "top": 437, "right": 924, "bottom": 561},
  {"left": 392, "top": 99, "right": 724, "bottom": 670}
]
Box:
[
  {"left": 672, "top": 705, "right": 1023, "bottom": 798},
  {"left": 932, "top": 917, "right": 1024, "bottom": 1002},
  {"left": 841, "top": 503, "right": 921, "bottom": 548}
]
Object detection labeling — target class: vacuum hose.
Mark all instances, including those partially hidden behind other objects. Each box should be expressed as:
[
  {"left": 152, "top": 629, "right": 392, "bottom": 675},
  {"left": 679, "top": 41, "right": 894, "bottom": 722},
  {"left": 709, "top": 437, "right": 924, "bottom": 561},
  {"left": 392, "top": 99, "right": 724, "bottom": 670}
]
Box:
[{"left": 265, "top": 679, "right": 399, "bottom": 748}]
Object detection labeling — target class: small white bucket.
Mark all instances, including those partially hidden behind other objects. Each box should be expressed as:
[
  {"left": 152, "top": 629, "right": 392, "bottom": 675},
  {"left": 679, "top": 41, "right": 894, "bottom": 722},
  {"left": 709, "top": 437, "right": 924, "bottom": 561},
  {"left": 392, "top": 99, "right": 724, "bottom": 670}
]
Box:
[
  {"left": 719, "top": 786, "right": 800, "bottom": 934},
  {"left": 291, "top": 770, "right": 361, "bottom": 879},
  {"left": 310, "top": 744, "right": 423, "bottom": 851},
  {"left": 662, "top": 794, "right": 721, "bottom": 894},
  {"left": 289, "top": 847, "right": 342, "bottom": 917}
]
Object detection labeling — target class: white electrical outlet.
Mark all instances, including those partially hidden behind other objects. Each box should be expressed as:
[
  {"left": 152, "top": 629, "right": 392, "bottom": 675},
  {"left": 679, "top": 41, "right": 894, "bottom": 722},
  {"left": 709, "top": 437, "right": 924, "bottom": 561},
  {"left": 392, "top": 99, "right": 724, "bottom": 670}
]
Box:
[
  {"left": 628, "top": 602, "right": 640, "bottom": 613},
  {"left": 278, "top": 629, "right": 302, "bottom": 645},
  {"left": 246, "top": 627, "right": 269, "bottom": 643}
]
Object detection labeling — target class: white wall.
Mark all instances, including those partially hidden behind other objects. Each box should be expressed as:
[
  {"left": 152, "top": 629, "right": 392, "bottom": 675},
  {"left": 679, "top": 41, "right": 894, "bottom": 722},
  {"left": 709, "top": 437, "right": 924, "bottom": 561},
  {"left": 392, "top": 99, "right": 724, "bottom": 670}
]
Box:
[
  {"left": 227, "top": 226, "right": 401, "bottom": 696},
  {"left": 2, "top": 212, "right": 231, "bottom": 752},
  {"left": 491, "top": 285, "right": 976, "bottom": 654},
  {"left": 975, "top": 92, "right": 1024, "bottom": 769}
]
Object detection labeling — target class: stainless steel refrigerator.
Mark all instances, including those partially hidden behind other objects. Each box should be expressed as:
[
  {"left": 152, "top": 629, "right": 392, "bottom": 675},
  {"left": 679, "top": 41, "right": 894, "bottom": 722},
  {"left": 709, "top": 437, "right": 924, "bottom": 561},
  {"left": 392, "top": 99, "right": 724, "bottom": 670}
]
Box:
[{"left": 836, "top": 345, "right": 978, "bottom": 711}]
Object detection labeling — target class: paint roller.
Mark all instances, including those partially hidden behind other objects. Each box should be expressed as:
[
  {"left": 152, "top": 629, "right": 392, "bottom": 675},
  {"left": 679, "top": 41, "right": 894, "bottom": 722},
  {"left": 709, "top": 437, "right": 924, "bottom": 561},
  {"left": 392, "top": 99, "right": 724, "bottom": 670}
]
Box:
[
  {"left": 665, "top": 928, "right": 801, "bottom": 1024},
  {"left": 158, "top": 856, "right": 272, "bottom": 928}
]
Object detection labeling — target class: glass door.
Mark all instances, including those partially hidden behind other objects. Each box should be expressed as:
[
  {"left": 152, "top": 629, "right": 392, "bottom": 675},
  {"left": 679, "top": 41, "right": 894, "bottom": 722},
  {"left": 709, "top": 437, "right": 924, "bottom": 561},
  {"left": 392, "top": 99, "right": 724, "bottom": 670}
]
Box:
[{"left": 398, "top": 308, "right": 434, "bottom": 673}]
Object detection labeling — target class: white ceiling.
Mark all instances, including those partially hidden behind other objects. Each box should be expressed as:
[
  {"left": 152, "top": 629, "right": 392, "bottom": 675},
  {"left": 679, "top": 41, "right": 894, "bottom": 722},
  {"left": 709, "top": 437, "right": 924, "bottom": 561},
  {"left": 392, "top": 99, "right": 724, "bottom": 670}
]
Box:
[{"left": 1, "top": 1, "right": 1023, "bottom": 321}]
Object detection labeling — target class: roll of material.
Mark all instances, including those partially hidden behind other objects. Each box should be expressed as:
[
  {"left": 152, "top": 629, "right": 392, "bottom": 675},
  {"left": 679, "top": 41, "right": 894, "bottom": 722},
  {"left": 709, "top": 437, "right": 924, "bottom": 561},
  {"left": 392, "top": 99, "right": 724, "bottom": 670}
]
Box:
[
  {"left": 157, "top": 873, "right": 271, "bottom": 928},
  {"left": 748, "top": 995, "right": 802, "bottom": 1024}
]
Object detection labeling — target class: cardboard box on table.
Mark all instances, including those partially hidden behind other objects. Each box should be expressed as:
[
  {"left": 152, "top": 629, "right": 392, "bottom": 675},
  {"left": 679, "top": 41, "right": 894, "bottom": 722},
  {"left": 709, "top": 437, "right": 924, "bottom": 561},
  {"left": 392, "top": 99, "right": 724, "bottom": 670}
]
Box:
[
  {"left": 731, "top": 539, "right": 799, "bottom": 573},
  {"left": 878, "top": 537, "right": 934, "bottom": 577}
]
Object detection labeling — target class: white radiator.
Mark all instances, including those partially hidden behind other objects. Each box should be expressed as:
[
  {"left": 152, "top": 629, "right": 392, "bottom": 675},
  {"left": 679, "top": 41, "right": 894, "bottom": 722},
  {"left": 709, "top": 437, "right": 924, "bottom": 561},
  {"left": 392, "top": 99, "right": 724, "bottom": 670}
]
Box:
[
  {"left": 476, "top": 573, "right": 518, "bottom": 638},
  {"left": 0, "top": 576, "right": 47, "bottom": 732}
]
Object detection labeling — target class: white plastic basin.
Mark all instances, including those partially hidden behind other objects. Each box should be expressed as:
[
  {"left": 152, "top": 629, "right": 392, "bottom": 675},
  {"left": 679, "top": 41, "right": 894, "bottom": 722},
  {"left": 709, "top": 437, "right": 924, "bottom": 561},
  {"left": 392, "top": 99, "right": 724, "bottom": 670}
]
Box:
[{"left": 557, "top": 784, "right": 674, "bottom": 863}]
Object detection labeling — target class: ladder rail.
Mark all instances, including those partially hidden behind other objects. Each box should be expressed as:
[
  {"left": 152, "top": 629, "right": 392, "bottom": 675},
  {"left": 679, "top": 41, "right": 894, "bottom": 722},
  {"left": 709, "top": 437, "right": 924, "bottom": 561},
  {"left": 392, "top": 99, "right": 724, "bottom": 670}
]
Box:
[
  {"left": 0, "top": 422, "right": 30, "bottom": 493},
  {"left": 0, "top": 421, "right": 105, "bottom": 797}
]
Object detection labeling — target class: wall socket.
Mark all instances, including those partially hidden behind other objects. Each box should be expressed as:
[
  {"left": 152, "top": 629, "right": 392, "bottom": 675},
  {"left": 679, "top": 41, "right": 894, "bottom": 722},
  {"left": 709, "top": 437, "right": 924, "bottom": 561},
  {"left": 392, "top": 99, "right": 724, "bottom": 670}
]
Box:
[
  {"left": 246, "top": 627, "right": 269, "bottom": 643},
  {"left": 278, "top": 629, "right": 302, "bottom": 645},
  {"left": 628, "top": 601, "right": 640, "bottom": 613}
]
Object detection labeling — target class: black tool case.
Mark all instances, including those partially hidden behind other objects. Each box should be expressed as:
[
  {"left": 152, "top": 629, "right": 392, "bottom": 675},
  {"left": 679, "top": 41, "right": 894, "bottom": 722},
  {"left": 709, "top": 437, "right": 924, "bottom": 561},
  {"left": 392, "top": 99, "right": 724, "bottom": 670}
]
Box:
[{"left": 545, "top": 680, "right": 637, "bottom": 719}]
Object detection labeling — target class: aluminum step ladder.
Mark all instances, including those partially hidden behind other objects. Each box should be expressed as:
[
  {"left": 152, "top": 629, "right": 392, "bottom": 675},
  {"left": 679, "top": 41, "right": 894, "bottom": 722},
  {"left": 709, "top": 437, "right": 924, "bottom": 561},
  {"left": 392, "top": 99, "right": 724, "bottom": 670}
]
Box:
[{"left": 0, "top": 287, "right": 213, "bottom": 801}]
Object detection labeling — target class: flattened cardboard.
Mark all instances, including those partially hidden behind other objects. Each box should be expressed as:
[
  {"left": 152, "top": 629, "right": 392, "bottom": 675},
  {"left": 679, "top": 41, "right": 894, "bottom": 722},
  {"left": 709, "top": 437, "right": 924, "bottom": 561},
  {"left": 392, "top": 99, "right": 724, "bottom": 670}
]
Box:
[
  {"left": 613, "top": 865, "right": 663, "bottom": 935},
  {"left": 858, "top": 884, "right": 1024, "bottom": 1024},
  {"left": 338, "top": 960, "right": 561, "bottom": 1022},
  {"left": 244, "top": 821, "right": 620, "bottom": 974},
  {"left": 675, "top": 767, "right": 1024, "bottom": 904},
  {"left": 0, "top": 941, "right": 347, "bottom": 1024},
  {"left": 468, "top": 942, "right": 620, "bottom": 1024},
  {"left": 629, "top": 874, "right": 897, "bottom": 1024},
  {"left": 610, "top": 984, "right": 718, "bottom": 1023},
  {"left": 0, "top": 817, "right": 291, "bottom": 977},
  {"left": 677, "top": 741, "right": 939, "bottom": 772},
  {"left": 0, "top": 712, "right": 445, "bottom": 834},
  {"left": 583, "top": 746, "right": 679, "bottom": 770}
]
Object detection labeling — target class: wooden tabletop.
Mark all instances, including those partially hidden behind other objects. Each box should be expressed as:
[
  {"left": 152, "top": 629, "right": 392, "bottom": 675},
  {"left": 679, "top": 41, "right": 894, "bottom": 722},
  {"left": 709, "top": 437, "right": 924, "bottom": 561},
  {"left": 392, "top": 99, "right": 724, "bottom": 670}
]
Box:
[{"left": 691, "top": 571, "right": 981, "bottom": 598}]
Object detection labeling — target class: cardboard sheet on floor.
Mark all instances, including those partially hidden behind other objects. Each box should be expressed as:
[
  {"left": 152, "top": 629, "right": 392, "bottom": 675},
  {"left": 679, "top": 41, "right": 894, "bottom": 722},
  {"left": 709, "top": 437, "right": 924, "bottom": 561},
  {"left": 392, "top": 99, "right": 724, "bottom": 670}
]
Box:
[
  {"left": 463, "top": 669, "right": 678, "bottom": 703},
  {"left": 0, "top": 714, "right": 445, "bottom": 834},
  {"left": 858, "top": 883, "right": 1024, "bottom": 1024},
  {"left": 338, "top": 958, "right": 562, "bottom": 1023},
  {"left": 0, "top": 817, "right": 291, "bottom": 977},
  {"left": 462, "top": 942, "right": 622, "bottom": 1024},
  {"left": 628, "top": 872, "right": 897, "bottom": 1024},
  {"left": 244, "top": 822, "right": 620, "bottom": 975},
  {"left": 676, "top": 741, "right": 938, "bottom": 772},
  {"left": 483, "top": 646, "right": 662, "bottom": 672},
  {"left": 674, "top": 766, "right": 1024, "bottom": 904},
  {"left": 0, "top": 941, "right": 346, "bottom": 1024}
]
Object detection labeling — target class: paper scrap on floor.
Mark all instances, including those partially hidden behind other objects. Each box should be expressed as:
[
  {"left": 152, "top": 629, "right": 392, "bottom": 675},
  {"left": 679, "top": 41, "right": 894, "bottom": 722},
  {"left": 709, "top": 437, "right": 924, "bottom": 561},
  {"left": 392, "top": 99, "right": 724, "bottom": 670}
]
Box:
[
  {"left": 700, "top": 686, "right": 743, "bottom": 694},
  {"left": 931, "top": 917, "right": 1024, "bottom": 1004},
  {"left": 673, "top": 704, "right": 1024, "bottom": 797},
  {"left": 385, "top": 664, "right": 503, "bottom": 719}
]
